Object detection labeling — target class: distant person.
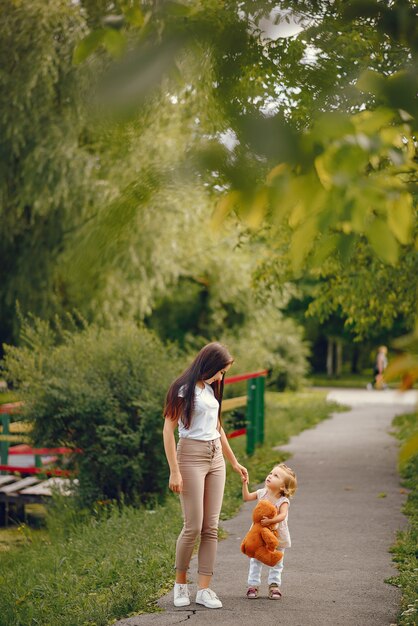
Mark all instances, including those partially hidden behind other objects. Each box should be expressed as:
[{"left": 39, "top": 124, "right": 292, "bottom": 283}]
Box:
[
  {"left": 163, "top": 342, "right": 248, "bottom": 609},
  {"left": 367, "top": 346, "right": 388, "bottom": 390},
  {"left": 242, "top": 463, "right": 297, "bottom": 599}
]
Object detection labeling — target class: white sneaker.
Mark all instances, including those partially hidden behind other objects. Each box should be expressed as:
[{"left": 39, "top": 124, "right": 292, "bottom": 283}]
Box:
[
  {"left": 196, "top": 587, "right": 223, "bottom": 609},
  {"left": 174, "top": 583, "right": 190, "bottom": 607}
]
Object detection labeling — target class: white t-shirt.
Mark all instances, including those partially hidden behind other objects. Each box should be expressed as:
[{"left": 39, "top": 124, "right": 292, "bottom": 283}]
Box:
[
  {"left": 178, "top": 382, "right": 221, "bottom": 441},
  {"left": 257, "top": 488, "right": 291, "bottom": 548}
]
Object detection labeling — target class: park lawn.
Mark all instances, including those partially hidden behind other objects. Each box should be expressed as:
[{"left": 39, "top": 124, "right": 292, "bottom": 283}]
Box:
[
  {"left": 388, "top": 411, "right": 418, "bottom": 626},
  {"left": 308, "top": 371, "right": 416, "bottom": 390},
  {"left": 308, "top": 372, "right": 372, "bottom": 388},
  {"left": 0, "top": 390, "right": 340, "bottom": 626}
]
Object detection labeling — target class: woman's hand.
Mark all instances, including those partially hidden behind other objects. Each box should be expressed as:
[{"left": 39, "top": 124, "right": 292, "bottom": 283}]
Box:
[
  {"left": 232, "top": 462, "right": 248, "bottom": 482},
  {"left": 169, "top": 471, "right": 183, "bottom": 493}
]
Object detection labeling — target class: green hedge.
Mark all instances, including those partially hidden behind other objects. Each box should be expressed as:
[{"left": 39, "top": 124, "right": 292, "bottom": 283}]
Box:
[{"left": 2, "top": 320, "right": 182, "bottom": 505}]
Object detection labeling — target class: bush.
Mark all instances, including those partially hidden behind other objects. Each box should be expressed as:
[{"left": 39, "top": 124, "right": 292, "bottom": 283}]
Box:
[
  {"left": 221, "top": 307, "right": 309, "bottom": 395},
  {"left": 2, "top": 319, "right": 182, "bottom": 505}
]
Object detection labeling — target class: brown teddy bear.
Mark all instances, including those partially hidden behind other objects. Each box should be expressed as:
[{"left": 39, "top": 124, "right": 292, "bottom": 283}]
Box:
[{"left": 241, "top": 499, "right": 283, "bottom": 566}]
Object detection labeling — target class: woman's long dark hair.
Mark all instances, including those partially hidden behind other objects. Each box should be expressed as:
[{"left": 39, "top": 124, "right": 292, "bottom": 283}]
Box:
[{"left": 164, "top": 342, "right": 233, "bottom": 429}]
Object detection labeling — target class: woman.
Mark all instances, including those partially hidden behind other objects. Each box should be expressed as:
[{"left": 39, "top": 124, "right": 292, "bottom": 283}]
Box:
[{"left": 163, "top": 342, "right": 248, "bottom": 609}]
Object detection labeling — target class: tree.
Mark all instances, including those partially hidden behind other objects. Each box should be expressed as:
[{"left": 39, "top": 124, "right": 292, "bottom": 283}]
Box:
[
  {"left": 0, "top": 0, "right": 228, "bottom": 344},
  {"left": 3, "top": 0, "right": 417, "bottom": 360},
  {"left": 306, "top": 243, "right": 417, "bottom": 340},
  {"left": 72, "top": 0, "right": 418, "bottom": 313},
  {"left": 0, "top": 0, "right": 99, "bottom": 346}
]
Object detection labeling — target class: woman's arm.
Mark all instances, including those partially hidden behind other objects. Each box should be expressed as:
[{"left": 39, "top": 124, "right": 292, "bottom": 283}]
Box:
[
  {"left": 163, "top": 417, "right": 183, "bottom": 493},
  {"left": 219, "top": 426, "right": 248, "bottom": 481}
]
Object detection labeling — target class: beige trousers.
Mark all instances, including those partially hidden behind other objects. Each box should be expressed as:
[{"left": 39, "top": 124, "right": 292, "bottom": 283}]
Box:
[{"left": 175, "top": 437, "right": 226, "bottom": 576}]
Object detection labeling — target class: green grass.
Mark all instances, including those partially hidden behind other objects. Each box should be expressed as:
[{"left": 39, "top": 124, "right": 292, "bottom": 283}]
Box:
[
  {"left": 387, "top": 411, "right": 418, "bottom": 626},
  {"left": 308, "top": 372, "right": 371, "bottom": 388},
  {"left": 308, "top": 371, "right": 417, "bottom": 389},
  {"left": 0, "top": 497, "right": 184, "bottom": 626},
  {"left": 0, "top": 390, "right": 340, "bottom": 626}
]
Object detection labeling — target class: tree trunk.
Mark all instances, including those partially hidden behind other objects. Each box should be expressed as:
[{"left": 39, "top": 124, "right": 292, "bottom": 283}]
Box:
[
  {"left": 336, "top": 340, "right": 343, "bottom": 378},
  {"left": 351, "top": 346, "right": 359, "bottom": 373},
  {"left": 326, "top": 338, "right": 334, "bottom": 377}
]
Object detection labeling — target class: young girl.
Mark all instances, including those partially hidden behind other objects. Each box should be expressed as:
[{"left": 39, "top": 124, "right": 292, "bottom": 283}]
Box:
[
  {"left": 242, "top": 463, "right": 297, "bottom": 599},
  {"left": 163, "top": 342, "right": 248, "bottom": 609}
]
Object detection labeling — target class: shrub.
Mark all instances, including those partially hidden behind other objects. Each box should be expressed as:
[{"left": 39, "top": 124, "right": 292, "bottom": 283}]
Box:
[
  {"left": 221, "top": 307, "right": 309, "bottom": 395},
  {"left": 2, "top": 319, "right": 182, "bottom": 505}
]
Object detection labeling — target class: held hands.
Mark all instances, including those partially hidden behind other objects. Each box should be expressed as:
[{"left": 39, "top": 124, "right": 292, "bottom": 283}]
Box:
[
  {"left": 233, "top": 462, "right": 248, "bottom": 483},
  {"left": 169, "top": 471, "right": 183, "bottom": 494}
]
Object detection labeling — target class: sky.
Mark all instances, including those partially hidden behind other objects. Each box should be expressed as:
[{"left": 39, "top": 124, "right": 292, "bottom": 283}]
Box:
[{"left": 257, "top": 8, "right": 307, "bottom": 40}]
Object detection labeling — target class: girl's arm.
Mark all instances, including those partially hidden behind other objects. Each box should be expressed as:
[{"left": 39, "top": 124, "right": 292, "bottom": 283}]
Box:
[
  {"left": 219, "top": 426, "right": 248, "bottom": 481},
  {"left": 162, "top": 416, "right": 183, "bottom": 493},
  {"left": 261, "top": 501, "right": 289, "bottom": 526},
  {"left": 242, "top": 478, "right": 258, "bottom": 502}
]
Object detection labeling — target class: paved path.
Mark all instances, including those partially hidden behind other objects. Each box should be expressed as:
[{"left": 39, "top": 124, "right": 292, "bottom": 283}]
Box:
[{"left": 116, "top": 389, "right": 416, "bottom": 626}]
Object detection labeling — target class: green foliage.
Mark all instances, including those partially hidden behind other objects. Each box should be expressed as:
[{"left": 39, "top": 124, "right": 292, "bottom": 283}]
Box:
[
  {"left": 222, "top": 305, "right": 310, "bottom": 393},
  {"left": 389, "top": 411, "right": 418, "bottom": 626},
  {"left": 143, "top": 222, "right": 310, "bottom": 388},
  {"left": 2, "top": 319, "right": 182, "bottom": 505},
  {"left": 2, "top": 0, "right": 417, "bottom": 386},
  {"left": 219, "top": 104, "right": 417, "bottom": 274},
  {"left": 0, "top": 0, "right": 226, "bottom": 347},
  {"left": 44, "top": 46, "right": 226, "bottom": 334},
  {"left": 67, "top": 0, "right": 418, "bottom": 351},
  {"left": 0, "top": 0, "right": 100, "bottom": 346},
  {"left": 306, "top": 241, "right": 418, "bottom": 340},
  {"left": 146, "top": 277, "right": 209, "bottom": 347},
  {"left": 72, "top": 1, "right": 418, "bottom": 271}
]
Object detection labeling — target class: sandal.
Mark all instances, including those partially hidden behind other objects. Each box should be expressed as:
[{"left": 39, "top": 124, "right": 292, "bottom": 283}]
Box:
[
  {"left": 268, "top": 584, "right": 282, "bottom": 599},
  {"left": 246, "top": 586, "right": 259, "bottom": 599}
]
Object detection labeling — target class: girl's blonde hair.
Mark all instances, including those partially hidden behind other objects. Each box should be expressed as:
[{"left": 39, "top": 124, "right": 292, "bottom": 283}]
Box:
[{"left": 275, "top": 463, "right": 297, "bottom": 498}]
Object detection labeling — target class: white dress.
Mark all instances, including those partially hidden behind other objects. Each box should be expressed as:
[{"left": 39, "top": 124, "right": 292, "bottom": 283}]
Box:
[{"left": 256, "top": 488, "right": 291, "bottom": 548}]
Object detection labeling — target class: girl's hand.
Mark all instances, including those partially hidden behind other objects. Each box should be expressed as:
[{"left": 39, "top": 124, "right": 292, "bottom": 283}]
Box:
[
  {"left": 261, "top": 517, "right": 273, "bottom": 527},
  {"left": 169, "top": 471, "right": 183, "bottom": 493},
  {"left": 233, "top": 462, "right": 248, "bottom": 482}
]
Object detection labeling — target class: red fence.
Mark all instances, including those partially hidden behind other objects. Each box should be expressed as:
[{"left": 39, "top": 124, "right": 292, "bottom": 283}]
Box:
[{"left": 0, "top": 368, "right": 268, "bottom": 475}]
